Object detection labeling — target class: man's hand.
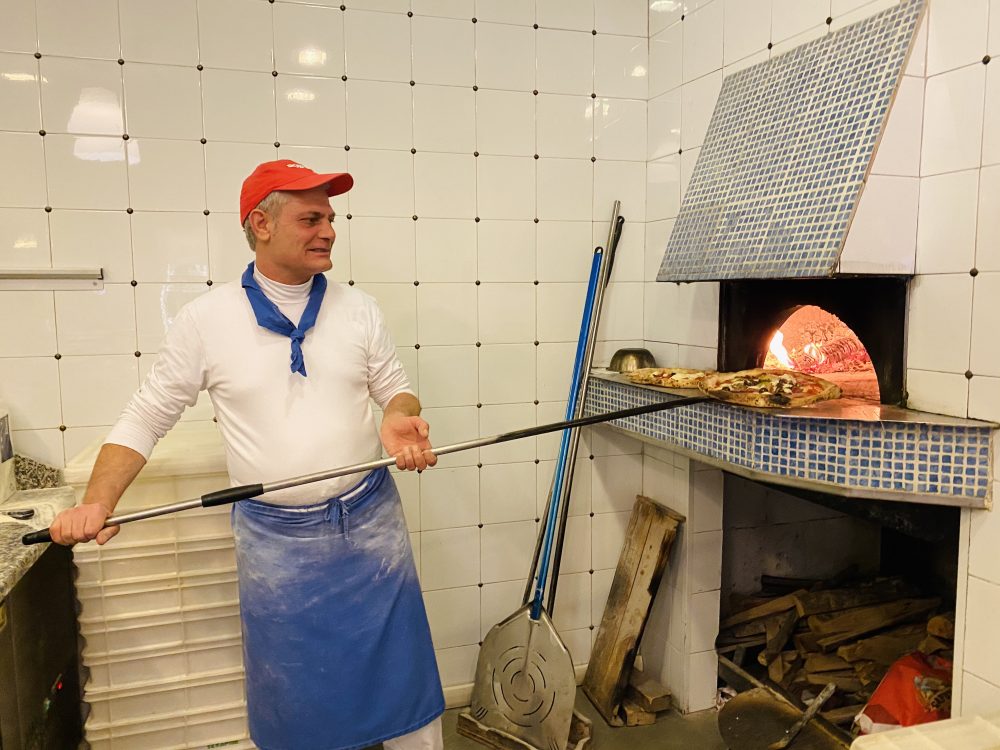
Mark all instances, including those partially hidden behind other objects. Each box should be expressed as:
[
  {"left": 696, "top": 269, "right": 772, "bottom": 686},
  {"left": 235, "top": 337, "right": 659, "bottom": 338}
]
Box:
[
  {"left": 48, "top": 503, "right": 120, "bottom": 546},
  {"left": 380, "top": 412, "right": 437, "bottom": 471}
]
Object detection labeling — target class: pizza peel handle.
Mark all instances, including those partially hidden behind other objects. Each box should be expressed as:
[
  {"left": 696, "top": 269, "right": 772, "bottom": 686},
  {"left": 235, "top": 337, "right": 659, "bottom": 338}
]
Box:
[{"left": 22, "top": 396, "right": 709, "bottom": 545}]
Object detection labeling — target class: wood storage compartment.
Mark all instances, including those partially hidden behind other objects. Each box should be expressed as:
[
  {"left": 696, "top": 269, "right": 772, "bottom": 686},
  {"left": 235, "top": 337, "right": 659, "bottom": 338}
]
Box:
[{"left": 582, "top": 495, "right": 684, "bottom": 726}]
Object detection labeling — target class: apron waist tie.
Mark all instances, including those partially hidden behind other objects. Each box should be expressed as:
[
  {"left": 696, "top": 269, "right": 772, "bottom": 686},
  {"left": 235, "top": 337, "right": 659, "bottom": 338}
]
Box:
[{"left": 324, "top": 497, "right": 351, "bottom": 539}]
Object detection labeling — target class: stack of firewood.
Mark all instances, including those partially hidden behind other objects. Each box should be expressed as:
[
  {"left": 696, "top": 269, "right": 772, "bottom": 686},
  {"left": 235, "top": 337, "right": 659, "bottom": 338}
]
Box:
[{"left": 717, "top": 575, "right": 954, "bottom": 726}]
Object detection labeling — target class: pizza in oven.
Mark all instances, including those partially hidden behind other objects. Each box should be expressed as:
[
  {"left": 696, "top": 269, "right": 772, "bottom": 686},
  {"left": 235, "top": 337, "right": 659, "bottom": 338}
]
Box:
[
  {"left": 625, "top": 367, "right": 711, "bottom": 389},
  {"left": 699, "top": 368, "right": 841, "bottom": 408}
]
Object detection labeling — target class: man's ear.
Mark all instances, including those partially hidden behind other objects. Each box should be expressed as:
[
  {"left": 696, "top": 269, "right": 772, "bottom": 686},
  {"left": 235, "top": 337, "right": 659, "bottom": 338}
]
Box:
[{"left": 248, "top": 209, "right": 272, "bottom": 244}]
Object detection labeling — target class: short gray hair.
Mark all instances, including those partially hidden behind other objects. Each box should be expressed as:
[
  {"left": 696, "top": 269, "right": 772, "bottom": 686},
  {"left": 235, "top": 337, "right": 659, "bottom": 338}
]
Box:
[{"left": 242, "top": 191, "right": 291, "bottom": 250}]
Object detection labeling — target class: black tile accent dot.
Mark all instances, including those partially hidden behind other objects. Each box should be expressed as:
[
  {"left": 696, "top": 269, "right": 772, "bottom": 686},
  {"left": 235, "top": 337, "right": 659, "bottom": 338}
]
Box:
[
  {"left": 971, "top": 267, "right": 979, "bottom": 277},
  {"left": 59, "top": 425, "right": 66, "bottom": 432},
  {"left": 591, "top": 93, "right": 596, "bottom": 99},
  {"left": 588, "top": 569, "right": 594, "bottom": 574},
  {"left": 678, "top": 148, "right": 683, "bottom": 154},
  {"left": 272, "top": 70, "right": 278, "bottom": 77},
  {"left": 203, "top": 209, "right": 210, "bottom": 216},
  {"left": 985, "top": 55, "right": 992, "bottom": 65},
  {"left": 345, "top": 213, "right": 352, "bottom": 219},
  {"left": 534, "top": 459, "right": 539, "bottom": 465},
  {"left": 126, "top": 208, "right": 133, "bottom": 214},
  {"left": 965, "top": 370, "right": 974, "bottom": 379},
  {"left": 207, "top": 280, "right": 213, "bottom": 286},
  {"left": 44, "top": 206, "right": 51, "bottom": 213},
  {"left": 131, "top": 280, "right": 137, "bottom": 286},
  {"left": 413, "top": 280, "right": 419, "bottom": 285},
  {"left": 589, "top": 454, "right": 594, "bottom": 460},
  {"left": 118, "top": 58, "right": 125, "bottom": 65},
  {"left": 342, "top": 75, "right": 347, "bottom": 81},
  {"left": 34, "top": 52, "right": 41, "bottom": 59},
  {"left": 591, "top": 156, "right": 596, "bottom": 162},
  {"left": 767, "top": 42, "right": 773, "bottom": 49},
  {"left": 472, "top": 85, "right": 478, "bottom": 91},
  {"left": 477, "top": 403, "right": 482, "bottom": 408},
  {"left": 122, "top": 134, "right": 129, "bottom": 140},
  {"left": 412, "top": 215, "right": 418, "bottom": 221},
  {"left": 348, "top": 280, "right": 354, "bottom": 285},
  {"left": 475, "top": 280, "right": 481, "bottom": 285},
  {"left": 134, "top": 351, "right": 141, "bottom": 357},
  {"left": 477, "top": 463, "right": 482, "bottom": 468},
  {"left": 533, "top": 280, "right": 539, "bottom": 285},
  {"left": 474, "top": 151, "right": 479, "bottom": 157},
  {"left": 592, "top": 29, "right": 597, "bottom": 35},
  {"left": 533, "top": 340, "right": 539, "bottom": 346},
  {"left": 533, "top": 89, "right": 538, "bottom": 95},
  {"left": 474, "top": 217, "right": 480, "bottom": 223},
  {"left": 38, "top": 129, "right": 45, "bottom": 136},
  {"left": 414, "top": 344, "right": 420, "bottom": 349},
  {"left": 826, "top": 16, "right": 832, "bottom": 25},
  {"left": 533, "top": 218, "right": 539, "bottom": 223},
  {"left": 589, "top": 512, "right": 594, "bottom": 517},
  {"left": 410, "top": 80, "right": 415, "bottom": 86},
  {"left": 533, "top": 23, "right": 538, "bottom": 29},
  {"left": 53, "top": 353, "right": 61, "bottom": 360},
  {"left": 344, "top": 145, "right": 350, "bottom": 151},
  {"left": 475, "top": 340, "right": 481, "bottom": 346},
  {"left": 411, "top": 148, "right": 416, "bottom": 154},
  {"left": 534, "top": 154, "right": 539, "bottom": 159},
  {"left": 197, "top": 64, "right": 203, "bottom": 71},
  {"left": 472, "top": 17, "right": 477, "bottom": 23},
  {"left": 340, "top": 4, "right": 345, "bottom": 9},
  {"left": 407, "top": 10, "right": 412, "bottom": 16},
  {"left": 681, "top": 14, "right": 685, "bottom": 20},
  {"left": 533, "top": 400, "right": 539, "bottom": 405},
  {"left": 200, "top": 138, "right": 207, "bottom": 144},
  {"left": 535, "top": 517, "right": 540, "bottom": 523},
  {"left": 274, "top": 141, "right": 280, "bottom": 147}
]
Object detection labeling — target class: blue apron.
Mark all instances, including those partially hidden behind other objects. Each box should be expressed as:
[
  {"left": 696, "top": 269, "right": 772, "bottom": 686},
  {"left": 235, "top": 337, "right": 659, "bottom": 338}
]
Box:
[{"left": 231, "top": 467, "right": 444, "bottom": 750}]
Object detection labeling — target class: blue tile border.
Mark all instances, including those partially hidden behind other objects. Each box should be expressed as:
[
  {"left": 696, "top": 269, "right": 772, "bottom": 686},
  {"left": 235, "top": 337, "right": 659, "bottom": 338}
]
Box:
[{"left": 585, "top": 377, "right": 993, "bottom": 502}]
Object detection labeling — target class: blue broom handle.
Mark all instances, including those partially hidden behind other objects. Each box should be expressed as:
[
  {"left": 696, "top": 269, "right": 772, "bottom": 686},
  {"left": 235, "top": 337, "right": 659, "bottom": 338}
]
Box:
[{"left": 530, "top": 248, "right": 603, "bottom": 620}]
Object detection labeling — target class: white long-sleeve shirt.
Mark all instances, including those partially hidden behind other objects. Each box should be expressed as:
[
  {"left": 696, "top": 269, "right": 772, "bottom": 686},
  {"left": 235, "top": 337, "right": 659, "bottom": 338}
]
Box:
[{"left": 106, "top": 269, "right": 414, "bottom": 504}]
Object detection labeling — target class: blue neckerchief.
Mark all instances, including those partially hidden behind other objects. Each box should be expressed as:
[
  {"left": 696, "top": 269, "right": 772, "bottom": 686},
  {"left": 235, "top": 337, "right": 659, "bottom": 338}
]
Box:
[{"left": 241, "top": 261, "right": 327, "bottom": 377}]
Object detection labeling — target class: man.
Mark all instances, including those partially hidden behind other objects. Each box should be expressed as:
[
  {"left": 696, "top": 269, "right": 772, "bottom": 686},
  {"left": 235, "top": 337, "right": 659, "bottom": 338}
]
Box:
[{"left": 47, "top": 160, "right": 446, "bottom": 750}]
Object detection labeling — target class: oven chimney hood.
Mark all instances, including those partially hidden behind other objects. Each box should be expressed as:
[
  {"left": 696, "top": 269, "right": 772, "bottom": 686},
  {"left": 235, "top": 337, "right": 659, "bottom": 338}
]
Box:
[{"left": 657, "top": 0, "right": 925, "bottom": 283}]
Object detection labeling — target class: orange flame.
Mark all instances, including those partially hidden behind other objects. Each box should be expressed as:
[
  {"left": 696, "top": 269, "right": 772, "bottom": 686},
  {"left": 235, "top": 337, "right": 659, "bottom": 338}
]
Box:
[
  {"left": 769, "top": 330, "right": 794, "bottom": 369},
  {"left": 803, "top": 342, "right": 826, "bottom": 364}
]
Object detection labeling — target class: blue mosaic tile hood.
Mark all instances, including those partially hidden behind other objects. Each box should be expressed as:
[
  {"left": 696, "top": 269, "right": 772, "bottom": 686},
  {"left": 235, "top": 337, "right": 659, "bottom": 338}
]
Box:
[{"left": 657, "top": 0, "right": 925, "bottom": 282}]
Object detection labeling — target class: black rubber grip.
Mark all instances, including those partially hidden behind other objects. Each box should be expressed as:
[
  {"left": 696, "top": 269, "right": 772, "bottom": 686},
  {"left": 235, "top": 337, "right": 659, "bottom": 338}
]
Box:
[
  {"left": 201, "top": 483, "right": 264, "bottom": 507},
  {"left": 22, "top": 529, "right": 53, "bottom": 545}
]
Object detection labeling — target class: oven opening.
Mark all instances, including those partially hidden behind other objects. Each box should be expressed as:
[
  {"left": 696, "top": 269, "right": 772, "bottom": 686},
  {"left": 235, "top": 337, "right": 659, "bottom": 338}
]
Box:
[
  {"left": 764, "top": 305, "right": 880, "bottom": 402},
  {"left": 718, "top": 277, "right": 907, "bottom": 405}
]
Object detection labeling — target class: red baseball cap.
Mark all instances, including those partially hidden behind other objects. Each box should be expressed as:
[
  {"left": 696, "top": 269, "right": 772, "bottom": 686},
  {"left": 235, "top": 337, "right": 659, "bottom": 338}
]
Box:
[{"left": 239, "top": 159, "right": 353, "bottom": 224}]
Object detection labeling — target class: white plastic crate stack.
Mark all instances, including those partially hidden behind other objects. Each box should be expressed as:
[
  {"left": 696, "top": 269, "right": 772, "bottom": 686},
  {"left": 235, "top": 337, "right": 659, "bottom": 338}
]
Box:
[
  {"left": 64, "top": 423, "right": 257, "bottom": 750},
  {"left": 850, "top": 711, "right": 1000, "bottom": 749}
]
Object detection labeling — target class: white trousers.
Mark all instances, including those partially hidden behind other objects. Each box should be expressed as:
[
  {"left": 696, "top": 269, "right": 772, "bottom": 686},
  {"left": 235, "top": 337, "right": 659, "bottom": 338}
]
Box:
[{"left": 383, "top": 716, "right": 443, "bottom": 750}]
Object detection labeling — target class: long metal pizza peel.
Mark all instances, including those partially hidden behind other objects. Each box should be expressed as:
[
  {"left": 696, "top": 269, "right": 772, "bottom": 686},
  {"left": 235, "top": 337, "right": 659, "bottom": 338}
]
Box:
[{"left": 21, "top": 396, "right": 708, "bottom": 546}]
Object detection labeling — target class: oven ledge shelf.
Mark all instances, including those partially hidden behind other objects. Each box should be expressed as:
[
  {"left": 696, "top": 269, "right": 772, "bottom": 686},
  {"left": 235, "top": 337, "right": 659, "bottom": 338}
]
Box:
[{"left": 585, "top": 371, "right": 996, "bottom": 509}]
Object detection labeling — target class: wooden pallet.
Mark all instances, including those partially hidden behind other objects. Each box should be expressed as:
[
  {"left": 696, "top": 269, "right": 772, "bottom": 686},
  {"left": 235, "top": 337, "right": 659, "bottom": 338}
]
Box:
[{"left": 582, "top": 495, "right": 684, "bottom": 726}]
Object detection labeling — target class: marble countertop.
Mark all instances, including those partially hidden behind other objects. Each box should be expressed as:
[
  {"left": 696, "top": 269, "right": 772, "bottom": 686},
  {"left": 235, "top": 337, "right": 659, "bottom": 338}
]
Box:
[{"left": 0, "top": 486, "right": 76, "bottom": 600}]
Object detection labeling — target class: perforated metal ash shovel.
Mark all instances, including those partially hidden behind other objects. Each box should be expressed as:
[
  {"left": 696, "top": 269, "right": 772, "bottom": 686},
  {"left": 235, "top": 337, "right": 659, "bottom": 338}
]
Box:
[{"left": 21, "top": 396, "right": 707, "bottom": 547}]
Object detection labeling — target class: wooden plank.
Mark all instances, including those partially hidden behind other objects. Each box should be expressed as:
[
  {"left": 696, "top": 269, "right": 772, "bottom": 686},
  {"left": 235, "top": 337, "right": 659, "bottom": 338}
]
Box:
[
  {"left": 816, "top": 600, "right": 940, "bottom": 651},
  {"left": 626, "top": 672, "right": 672, "bottom": 713},
  {"left": 720, "top": 589, "right": 809, "bottom": 630},
  {"left": 805, "top": 670, "right": 862, "bottom": 692},
  {"left": 805, "top": 654, "right": 852, "bottom": 674},
  {"left": 765, "top": 610, "right": 799, "bottom": 661},
  {"left": 582, "top": 495, "right": 684, "bottom": 727},
  {"left": 807, "top": 597, "right": 940, "bottom": 636},
  {"left": 792, "top": 578, "right": 917, "bottom": 617},
  {"left": 622, "top": 700, "right": 657, "bottom": 726},
  {"left": 835, "top": 623, "right": 924, "bottom": 665}
]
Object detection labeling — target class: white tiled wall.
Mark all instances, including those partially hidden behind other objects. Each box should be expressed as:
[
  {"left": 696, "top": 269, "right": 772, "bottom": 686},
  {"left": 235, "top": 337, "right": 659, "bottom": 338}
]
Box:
[
  {"left": 640, "top": 0, "right": 1000, "bottom": 717},
  {"left": 0, "top": 0, "right": 652, "bottom": 691}
]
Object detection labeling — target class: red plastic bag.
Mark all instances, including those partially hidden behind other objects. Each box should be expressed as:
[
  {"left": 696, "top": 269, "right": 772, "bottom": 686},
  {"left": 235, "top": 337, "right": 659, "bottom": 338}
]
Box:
[{"left": 856, "top": 652, "right": 952, "bottom": 734}]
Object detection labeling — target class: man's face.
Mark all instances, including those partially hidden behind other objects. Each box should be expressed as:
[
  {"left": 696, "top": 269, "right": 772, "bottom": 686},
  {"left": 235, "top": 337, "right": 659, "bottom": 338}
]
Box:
[{"left": 255, "top": 187, "right": 337, "bottom": 284}]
